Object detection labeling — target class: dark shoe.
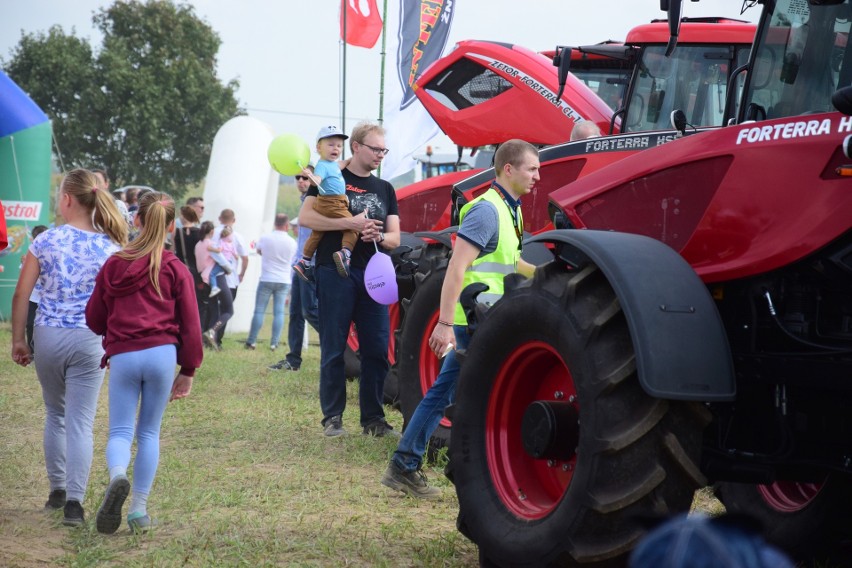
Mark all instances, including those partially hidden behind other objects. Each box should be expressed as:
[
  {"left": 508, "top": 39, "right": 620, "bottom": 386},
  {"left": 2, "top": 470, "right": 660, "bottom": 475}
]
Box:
[
  {"left": 268, "top": 360, "right": 298, "bottom": 371},
  {"left": 363, "top": 418, "right": 401, "bottom": 438},
  {"left": 96, "top": 475, "right": 130, "bottom": 534},
  {"left": 293, "top": 259, "right": 315, "bottom": 283},
  {"left": 45, "top": 489, "right": 66, "bottom": 510},
  {"left": 62, "top": 500, "right": 85, "bottom": 527},
  {"left": 333, "top": 249, "right": 351, "bottom": 278},
  {"left": 127, "top": 512, "right": 158, "bottom": 534},
  {"left": 202, "top": 329, "right": 220, "bottom": 351},
  {"left": 244, "top": 342, "right": 256, "bottom": 350},
  {"left": 381, "top": 464, "right": 441, "bottom": 500},
  {"left": 323, "top": 415, "right": 347, "bottom": 437}
]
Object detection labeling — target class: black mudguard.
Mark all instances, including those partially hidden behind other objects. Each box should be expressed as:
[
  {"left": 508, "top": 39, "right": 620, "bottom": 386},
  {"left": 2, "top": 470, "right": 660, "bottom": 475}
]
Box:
[{"left": 527, "top": 229, "right": 735, "bottom": 401}]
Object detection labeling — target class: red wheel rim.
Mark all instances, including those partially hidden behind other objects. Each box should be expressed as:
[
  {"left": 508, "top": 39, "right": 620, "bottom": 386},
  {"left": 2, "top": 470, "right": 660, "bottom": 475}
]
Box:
[
  {"left": 388, "top": 303, "right": 399, "bottom": 365},
  {"left": 418, "top": 308, "right": 450, "bottom": 427},
  {"left": 346, "top": 302, "right": 399, "bottom": 365},
  {"left": 758, "top": 481, "right": 823, "bottom": 512},
  {"left": 486, "top": 341, "right": 577, "bottom": 520}
]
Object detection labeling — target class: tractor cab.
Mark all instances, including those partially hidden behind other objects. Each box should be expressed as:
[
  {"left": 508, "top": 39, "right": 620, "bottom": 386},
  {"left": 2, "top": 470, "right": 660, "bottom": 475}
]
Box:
[
  {"left": 741, "top": 0, "right": 851, "bottom": 121},
  {"left": 556, "top": 18, "right": 756, "bottom": 134}
]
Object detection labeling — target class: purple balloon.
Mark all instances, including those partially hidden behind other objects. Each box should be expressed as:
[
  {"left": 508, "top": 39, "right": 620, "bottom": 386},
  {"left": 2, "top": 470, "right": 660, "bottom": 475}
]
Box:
[{"left": 364, "top": 252, "right": 398, "bottom": 305}]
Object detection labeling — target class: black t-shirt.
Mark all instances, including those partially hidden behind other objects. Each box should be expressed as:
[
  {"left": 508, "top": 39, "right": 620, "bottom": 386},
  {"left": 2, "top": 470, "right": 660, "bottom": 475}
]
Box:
[
  {"left": 174, "top": 226, "right": 201, "bottom": 275},
  {"left": 307, "top": 168, "right": 399, "bottom": 269}
]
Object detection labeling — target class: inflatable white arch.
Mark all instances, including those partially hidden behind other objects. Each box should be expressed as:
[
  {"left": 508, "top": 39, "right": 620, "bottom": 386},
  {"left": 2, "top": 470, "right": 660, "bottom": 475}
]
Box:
[{"left": 202, "top": 116, "right": 279, "bottom": 333}]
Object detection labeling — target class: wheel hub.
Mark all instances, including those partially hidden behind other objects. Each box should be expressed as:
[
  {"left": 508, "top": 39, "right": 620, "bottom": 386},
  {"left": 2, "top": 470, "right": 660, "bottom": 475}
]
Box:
[{"left": 521, "top": 401, "right": 579, "bottom": 460}]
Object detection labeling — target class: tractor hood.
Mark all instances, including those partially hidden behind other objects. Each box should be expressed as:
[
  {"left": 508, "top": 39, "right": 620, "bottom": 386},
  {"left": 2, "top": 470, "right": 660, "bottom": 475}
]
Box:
[{"left": 413, "top": 40, "right": 615, "bottom": 147}]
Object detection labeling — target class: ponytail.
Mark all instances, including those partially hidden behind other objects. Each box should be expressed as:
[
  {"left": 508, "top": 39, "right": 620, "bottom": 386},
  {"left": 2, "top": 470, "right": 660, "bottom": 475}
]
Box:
[
  {"left": 61, "top": 168, "right": 128, "bottom": 246},
  {"left": 117, "top": 191, "right": 176, "bottom": 297},
  {"left": 92, "top": 188, "right": 129, "bottom": 246}
]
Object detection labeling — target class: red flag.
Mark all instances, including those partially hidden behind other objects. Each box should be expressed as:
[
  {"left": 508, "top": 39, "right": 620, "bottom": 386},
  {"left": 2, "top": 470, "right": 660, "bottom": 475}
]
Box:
[{"left": 340, "top": 0, "right": 383, "bottom": 48}]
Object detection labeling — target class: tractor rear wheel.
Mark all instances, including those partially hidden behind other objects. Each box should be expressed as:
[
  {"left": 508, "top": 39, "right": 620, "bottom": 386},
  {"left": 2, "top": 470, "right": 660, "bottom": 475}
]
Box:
[
  {"left": 716, "top": 477, "right": 852, "bottom": 560},
  {"left": 397, "top": 247, "right": 452, "bottom": 454},
  {"left": 451, "top": 263, "right": 709, "bottom": 566}
]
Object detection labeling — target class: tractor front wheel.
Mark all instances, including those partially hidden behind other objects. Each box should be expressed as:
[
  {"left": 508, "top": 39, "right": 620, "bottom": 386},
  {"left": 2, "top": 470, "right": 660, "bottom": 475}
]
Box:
[{"left": 451, "top": 263, "right": 710, "bottom": 566}]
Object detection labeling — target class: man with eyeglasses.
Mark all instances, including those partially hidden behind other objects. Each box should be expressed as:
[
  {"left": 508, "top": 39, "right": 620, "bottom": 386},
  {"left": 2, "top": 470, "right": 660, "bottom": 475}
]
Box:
[
  {"left": 297, "top": 121, "right": 401, "bottom": 438},
  {"left": 269, "top": 166, "right": 320, "bottom": 371},
  {"left": 381, "top": 139, "right": 539, "bottom": 498}
]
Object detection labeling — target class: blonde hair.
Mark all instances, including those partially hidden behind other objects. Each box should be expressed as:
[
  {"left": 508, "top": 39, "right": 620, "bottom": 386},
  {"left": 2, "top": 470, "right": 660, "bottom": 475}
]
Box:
[
  {"left": 117, "top": 191, "right": 175, "bottom": 297},
  {"left": 61, "top": 168, "right": 128, "bottom": 246},
  {"left": 349, "top": 121, "right": 386, "bottom": 152}
]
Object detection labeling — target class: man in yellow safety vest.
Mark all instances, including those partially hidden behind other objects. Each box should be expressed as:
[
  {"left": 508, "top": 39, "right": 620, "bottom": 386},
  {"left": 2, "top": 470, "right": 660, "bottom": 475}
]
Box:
[{"left": 381, "top": 139, "right": 540, "bottom": 498}]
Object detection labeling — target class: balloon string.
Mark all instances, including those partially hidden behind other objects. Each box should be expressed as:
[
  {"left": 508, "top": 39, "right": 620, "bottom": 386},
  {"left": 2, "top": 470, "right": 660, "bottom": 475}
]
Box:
[{"left": 365, "top": 210, "right": 379, "bottom": 253}]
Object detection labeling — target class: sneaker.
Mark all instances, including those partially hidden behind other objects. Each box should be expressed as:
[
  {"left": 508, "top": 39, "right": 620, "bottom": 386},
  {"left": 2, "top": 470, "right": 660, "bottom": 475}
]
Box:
[
  {"left": 209, "top": 286, "right": 221, "bottom": 298},
  {"left": 381, "top": 464, "right": 441, "bottom": 500},
  {"left": 202, "top": 329, "right": 220, "bottom": 351},
  {"left": 270, "top": 344, "right": 277, "bottom": 351},
  {"left": 268, "top": 360, "right": 299, "bottom": 371},
  {"left": 127, "top": 511, "right": 158, "bottom": 534},
  {"left": 293, "top": 259, "right": 314, "bottom": 283},
  {"left": 244, "top": 342, "right": 256, "bottom": 350},
  {"left": 62, "top": 500, "right": 85, "bottom": 527},
  {"left": 363, "top": 418, "right": 401, "bottom": 438},
  {"left": 323, "top": 415, "right": 347, "bottom": 437},
  {"left": 96, "top": 475, "right": 130, "bottom": 534},
  {"left": 333, "top": 249, "right": 351, "bottom": 278},
  {"left": 45, "top": 489, "right": 66, "bottom": 510}
]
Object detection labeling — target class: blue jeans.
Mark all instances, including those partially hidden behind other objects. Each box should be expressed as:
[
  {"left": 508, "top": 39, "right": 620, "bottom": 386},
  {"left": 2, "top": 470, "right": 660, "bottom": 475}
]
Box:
[
  {"left": 106, "top": 344, "right": 176, "bottom": 497},
  {"left": 316, "top": 264, "right": 389, "bottom": 427},
  {"left": 392, "top": 326, "right": 470, "bottom": 473},
  {"left": 286, "top": 274, "right": 319, "bottom": 368},
  {"left": 246, "top": 281, "right": 290, "bottom": 347}
]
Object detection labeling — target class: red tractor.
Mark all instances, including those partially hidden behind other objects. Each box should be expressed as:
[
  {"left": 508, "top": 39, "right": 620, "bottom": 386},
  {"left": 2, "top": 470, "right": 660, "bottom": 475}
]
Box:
[
  {"left": 393, "top": 17, "right": 756, "bottom": 453},
  {"left": 447, "top": 0, "right": 852, "bottom": 565}
]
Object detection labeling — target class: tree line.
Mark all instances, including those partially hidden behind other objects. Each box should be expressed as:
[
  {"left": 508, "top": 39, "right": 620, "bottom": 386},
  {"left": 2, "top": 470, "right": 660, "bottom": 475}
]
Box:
[{"left": 2, "top": 0, "right": 242, "bottom": 198}]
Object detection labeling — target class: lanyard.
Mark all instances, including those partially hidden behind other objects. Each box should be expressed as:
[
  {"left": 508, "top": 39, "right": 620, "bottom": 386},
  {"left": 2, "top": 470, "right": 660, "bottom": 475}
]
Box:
[{"left": 491, "top": 183, "right": 523, "bottom": 248}]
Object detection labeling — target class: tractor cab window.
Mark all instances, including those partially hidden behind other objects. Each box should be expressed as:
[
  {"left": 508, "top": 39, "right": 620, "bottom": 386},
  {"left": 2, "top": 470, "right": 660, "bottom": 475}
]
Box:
[
  {"left": 422, "top": 57, "right": 514, "bottom": 111},
  {"left": 745, "top": 0, "right": 851, "bottom": 120},
  {"left": 570, "top": 58, "right": 633, "bottom": 111},
  {"left": 624, "top": 44, "right": 748, "bottom": 132}
]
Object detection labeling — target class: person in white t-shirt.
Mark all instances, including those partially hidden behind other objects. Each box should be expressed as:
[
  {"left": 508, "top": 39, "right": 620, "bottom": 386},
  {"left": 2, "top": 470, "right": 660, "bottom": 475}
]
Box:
[{"left": 245, "top": 214, "right": 297, "bottom": 350}]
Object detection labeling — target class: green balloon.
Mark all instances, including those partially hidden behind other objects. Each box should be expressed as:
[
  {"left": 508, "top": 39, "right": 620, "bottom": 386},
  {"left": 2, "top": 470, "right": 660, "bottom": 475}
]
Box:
[{"left": 268, "top": 133, "right": 310, "bottom": 176}]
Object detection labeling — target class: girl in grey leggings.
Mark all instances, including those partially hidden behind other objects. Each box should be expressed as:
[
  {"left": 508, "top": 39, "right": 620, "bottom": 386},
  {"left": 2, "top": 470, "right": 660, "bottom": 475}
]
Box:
[{"left": 11, "top": 169, "right": 128, "bottom": 526}]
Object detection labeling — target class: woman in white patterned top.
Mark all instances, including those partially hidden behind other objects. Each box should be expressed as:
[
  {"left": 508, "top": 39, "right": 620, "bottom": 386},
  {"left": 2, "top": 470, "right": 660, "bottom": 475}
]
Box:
[{"left": 11, "top": 168, "right": 128, "bottom": 527}]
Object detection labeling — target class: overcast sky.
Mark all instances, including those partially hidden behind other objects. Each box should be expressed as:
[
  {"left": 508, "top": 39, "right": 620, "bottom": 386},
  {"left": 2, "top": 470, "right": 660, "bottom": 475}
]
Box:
[{"left": 1, "top": 1, "right": 760, "bottom": 166}]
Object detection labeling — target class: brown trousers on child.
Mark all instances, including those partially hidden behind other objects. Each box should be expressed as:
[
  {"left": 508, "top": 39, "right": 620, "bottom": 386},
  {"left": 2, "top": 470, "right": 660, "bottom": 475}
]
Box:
[{"left": 302, "top": 194, "right": 359, "bottom": 258}]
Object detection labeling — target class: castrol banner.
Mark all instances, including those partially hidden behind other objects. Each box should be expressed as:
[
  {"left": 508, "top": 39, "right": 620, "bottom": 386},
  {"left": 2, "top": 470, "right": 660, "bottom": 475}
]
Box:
[{"left": 3, "top": 200, "right": 43, "bottom": 221}]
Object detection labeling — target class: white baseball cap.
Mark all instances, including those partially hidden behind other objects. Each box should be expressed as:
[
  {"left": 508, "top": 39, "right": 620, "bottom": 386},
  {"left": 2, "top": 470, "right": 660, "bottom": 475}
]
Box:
[{"left": 316, "top": 125, "right": 349, "bottom": 142}]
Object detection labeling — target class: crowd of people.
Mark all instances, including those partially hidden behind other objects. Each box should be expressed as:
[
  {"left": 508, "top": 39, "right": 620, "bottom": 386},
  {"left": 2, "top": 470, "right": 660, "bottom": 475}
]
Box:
[{"left": 6, "top": 125, "right": 793, "bottom": 567}]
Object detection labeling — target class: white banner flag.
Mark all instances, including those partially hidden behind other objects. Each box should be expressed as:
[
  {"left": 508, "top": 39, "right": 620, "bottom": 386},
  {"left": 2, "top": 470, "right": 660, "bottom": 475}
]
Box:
[{"left": 380, "top": 0, "right": 456, "bottom": 180}]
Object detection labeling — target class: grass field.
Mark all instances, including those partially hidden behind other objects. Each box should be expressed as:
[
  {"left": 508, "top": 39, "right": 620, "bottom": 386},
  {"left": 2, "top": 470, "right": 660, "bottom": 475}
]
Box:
[
  {"left": 0, "top": 319, "right": 732, "bottom": 567},
  {"left": 0, "top": 322, "right": 476, "bottom": 567}
]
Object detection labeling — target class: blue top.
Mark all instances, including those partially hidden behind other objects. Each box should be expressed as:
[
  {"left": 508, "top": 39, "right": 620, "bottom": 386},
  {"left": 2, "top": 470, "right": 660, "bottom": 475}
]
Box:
[
  {"left": 315, "top": 159, "right": 345, "bottom": 196},
  {"left": 0, "top": 70, "right": 49, "bottom": 137},
  {"left": 30, "top": 225, "right": 120, "bottom": 329}
]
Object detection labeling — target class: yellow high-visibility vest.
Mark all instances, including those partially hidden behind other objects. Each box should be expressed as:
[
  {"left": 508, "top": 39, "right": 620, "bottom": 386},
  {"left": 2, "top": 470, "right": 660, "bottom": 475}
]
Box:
[{"left": 453, "top": 187, "right": 522, "bottom": 325}]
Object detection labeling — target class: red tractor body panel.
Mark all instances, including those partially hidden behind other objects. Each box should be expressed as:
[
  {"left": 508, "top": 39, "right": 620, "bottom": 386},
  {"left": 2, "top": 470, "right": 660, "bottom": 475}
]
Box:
[
  {"left": 550, "top": 114, "right": 852, "bottom": 282},
  {"left": 414, "top": 40, "right": 614, "bottom": 147}
]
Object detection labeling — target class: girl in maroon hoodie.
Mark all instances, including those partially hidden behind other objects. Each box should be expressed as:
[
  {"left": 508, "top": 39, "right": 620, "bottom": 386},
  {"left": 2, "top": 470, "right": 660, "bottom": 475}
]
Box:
[{"left": 86, "top": 191, "right": 203, "bottom": 534}]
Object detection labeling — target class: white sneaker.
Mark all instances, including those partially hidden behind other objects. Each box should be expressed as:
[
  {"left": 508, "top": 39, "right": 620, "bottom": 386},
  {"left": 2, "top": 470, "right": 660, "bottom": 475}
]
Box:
[{"left": 210, "top": 287, "right": 221, "bottom": 298}]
